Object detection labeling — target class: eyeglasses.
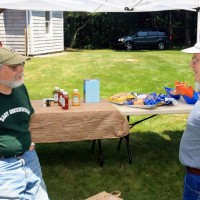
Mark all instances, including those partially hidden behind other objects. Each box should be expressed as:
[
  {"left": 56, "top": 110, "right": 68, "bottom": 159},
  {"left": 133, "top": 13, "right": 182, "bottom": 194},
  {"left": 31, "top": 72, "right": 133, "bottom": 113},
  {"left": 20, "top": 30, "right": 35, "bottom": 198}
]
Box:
[
  {"left": 192, "top": 57, "right": 200, "bottom": 64},
  {"left": 5, "top": 62, "right": 25, "bottom": 71}
]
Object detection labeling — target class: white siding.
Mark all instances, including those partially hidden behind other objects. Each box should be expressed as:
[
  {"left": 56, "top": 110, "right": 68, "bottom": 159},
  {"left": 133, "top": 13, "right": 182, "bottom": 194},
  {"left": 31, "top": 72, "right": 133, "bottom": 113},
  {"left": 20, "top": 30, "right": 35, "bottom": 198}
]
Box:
[
  {"left": 0, "top": 13, "right": 6, "bottom": 45},
  {"left": 0, "top": 10, "right": 64, "bottom": 56},
  {"left": 29, "top": 11, "right": 64, "bottom": 55},
  {"left": 0, "top": 10, "right": 26, "bottom": 54}
]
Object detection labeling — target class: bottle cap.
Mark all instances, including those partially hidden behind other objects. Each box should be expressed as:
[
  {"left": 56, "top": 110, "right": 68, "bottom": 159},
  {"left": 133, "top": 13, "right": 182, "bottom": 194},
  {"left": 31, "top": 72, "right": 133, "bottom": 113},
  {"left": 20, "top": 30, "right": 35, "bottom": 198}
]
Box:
[{"left": 63, "top": 92, "right": 68, "bottom": 95}]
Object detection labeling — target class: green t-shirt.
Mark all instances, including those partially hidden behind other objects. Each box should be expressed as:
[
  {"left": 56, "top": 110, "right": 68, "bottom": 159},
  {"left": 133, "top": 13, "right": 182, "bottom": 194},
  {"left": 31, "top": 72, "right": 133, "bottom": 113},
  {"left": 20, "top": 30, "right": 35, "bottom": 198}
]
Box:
[{"left": 0, "top": 84, "right": 34, "bottom": 156}]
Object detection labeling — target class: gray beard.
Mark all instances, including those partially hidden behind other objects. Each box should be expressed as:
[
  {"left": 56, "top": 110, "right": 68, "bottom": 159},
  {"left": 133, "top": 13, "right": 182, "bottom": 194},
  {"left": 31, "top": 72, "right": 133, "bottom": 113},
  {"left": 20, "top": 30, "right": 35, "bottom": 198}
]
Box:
[{"left": 0, "top": 79, "right": 24, "bottom": 88}]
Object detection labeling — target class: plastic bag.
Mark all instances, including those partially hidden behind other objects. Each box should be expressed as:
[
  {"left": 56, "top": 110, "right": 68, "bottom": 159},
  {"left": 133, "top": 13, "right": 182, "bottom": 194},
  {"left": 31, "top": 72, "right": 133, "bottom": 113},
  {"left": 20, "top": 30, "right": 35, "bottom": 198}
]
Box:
[{"left": 175, "top": 81, "right": 194, "bottom": 98}]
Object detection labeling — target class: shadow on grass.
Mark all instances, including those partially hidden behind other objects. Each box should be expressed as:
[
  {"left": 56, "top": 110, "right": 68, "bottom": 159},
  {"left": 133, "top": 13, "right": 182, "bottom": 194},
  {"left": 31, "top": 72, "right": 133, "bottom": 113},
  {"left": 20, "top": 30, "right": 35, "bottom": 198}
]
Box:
[
  {"left": 37, "top": 130, "right": 184, "bottom": 200},
  {"left": 36, "top": 130, "right": 183, "bottom": 168}
]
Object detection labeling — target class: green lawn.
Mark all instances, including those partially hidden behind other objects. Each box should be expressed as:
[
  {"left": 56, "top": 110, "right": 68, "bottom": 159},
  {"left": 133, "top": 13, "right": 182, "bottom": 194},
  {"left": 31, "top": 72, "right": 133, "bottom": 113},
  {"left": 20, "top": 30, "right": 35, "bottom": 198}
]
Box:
[{"left": 25, "top": 49, "right": 193, "bottom": 200}]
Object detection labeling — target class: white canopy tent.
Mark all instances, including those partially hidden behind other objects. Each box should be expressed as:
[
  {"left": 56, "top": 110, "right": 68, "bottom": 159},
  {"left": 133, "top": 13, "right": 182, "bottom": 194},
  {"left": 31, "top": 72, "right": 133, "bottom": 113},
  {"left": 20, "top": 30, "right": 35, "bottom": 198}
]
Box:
[
  {"left": 0, "top": 0, "right": 200, "bottom": 41},
  {"left": 0, "top": 0, "right": 198, "bottom": 12}
]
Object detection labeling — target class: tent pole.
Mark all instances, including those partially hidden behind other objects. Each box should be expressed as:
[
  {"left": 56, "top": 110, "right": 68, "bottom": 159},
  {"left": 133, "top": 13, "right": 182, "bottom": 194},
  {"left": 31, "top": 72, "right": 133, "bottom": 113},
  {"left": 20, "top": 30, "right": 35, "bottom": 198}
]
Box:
[
  {"left": 197, "top": 8, "right": 200, "bottom": 43},
  {"left": 25, "top": 10, "right": 28, "bottom": 57}
]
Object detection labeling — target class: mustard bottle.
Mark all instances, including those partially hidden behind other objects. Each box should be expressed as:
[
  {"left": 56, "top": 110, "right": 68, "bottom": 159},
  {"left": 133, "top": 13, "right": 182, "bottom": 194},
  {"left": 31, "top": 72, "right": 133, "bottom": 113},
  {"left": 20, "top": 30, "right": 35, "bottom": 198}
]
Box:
[{"left": 72, "top": 89, "right": 80, "bottom": 106}]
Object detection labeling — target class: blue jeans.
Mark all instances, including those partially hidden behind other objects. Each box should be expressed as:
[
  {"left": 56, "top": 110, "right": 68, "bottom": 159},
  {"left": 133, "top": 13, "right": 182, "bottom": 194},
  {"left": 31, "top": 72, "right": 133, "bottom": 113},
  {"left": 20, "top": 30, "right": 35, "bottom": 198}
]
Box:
[
  {"left": 183, "top": 172, "right": 200, "bottom": 200},
  {"left": 0, "top": 149, "right": 49, "bottom": 200}
]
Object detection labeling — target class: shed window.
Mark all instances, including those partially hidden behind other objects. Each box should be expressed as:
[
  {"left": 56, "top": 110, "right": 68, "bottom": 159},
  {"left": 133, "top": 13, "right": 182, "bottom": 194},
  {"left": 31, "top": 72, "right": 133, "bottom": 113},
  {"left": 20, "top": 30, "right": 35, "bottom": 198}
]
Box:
[{"left": 45, "top": 11, "right": 51, "bottom": 34}]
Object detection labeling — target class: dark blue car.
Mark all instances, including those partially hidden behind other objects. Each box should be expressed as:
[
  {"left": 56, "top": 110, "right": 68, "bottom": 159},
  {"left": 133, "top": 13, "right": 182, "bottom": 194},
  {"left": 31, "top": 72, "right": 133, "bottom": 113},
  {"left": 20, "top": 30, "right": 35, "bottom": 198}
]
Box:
[{"left": 115, "top": 29, "right": 173, "bottom": 51}]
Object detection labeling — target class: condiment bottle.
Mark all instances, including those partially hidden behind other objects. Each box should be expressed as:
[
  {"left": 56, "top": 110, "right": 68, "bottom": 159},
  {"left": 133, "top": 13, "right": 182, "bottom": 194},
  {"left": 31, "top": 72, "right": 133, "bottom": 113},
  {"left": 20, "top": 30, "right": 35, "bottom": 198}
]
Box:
[
  {"left": 58, "top": 89, "right": 65, "bottom": 106},
  {"left": 53, "top": 87, "right": 60, "bottom": 103},
  {"left": 62, "top": 92, "right": 69, "bottom": 110},
  {"left": 72, "top": 89, "right": 80, "bottom": 106}
]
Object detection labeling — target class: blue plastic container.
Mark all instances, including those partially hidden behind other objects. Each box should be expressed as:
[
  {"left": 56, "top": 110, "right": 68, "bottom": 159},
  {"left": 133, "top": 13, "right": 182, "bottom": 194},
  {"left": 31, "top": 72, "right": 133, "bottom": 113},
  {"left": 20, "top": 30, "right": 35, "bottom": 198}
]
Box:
[
  {"left": 182, "top": 92, "right": 199, "bottom": 104},
  {"left": 164, "top": 87, "right": 181, "bottom": 100}
]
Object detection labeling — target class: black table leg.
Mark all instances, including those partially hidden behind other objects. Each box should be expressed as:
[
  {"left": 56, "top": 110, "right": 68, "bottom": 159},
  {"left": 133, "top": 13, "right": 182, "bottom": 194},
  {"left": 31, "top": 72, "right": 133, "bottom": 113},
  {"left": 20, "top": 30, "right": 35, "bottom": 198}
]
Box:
[
  {"left": 91, "top": 139, "right": 104, "bottom": 167},
  {"left": 117, "top": 138, "right": 123, "bottom": 150},
  {"left": 91, "top": 140, "right": 96, "bottom": 153},
  {"left": 117, "top": 114, "right": 157, "bottom": 164},
  {"left": 124, "top": 134, "right": 132, "bottom": 164},
  {"left": 98, "top": 139, "right": 104, "bottom": 167},
  {"left": 117, "top": 134, "right": 132, "bottom": 164}
]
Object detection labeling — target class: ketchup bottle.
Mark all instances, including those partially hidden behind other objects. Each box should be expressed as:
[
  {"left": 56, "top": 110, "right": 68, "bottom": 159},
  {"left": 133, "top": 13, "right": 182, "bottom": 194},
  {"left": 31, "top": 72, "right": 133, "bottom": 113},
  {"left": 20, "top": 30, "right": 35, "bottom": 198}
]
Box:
[
  {"left": 58, "top": 89, "right": 64, "bottom": 106},
  {"left": 62, "top": 92, "right": 69, "bottom": 110}
]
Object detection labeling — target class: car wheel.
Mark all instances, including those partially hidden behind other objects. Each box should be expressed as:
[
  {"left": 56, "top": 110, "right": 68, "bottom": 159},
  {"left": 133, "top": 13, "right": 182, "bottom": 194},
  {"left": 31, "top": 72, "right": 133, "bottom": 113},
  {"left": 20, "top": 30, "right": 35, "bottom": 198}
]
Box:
[
  {"left": 124, "top": 42, "right": 133, "bottom": 51},
  {"left": 157, "top": 42, "right": 165, "bottom": 50}
]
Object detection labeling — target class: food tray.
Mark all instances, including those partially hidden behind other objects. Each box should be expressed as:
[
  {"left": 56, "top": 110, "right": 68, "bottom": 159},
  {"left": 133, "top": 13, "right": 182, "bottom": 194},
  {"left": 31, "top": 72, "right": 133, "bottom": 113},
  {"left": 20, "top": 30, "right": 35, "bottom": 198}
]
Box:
[
  {"left": 164, "top": 87, "right": 181, "bottom": 100},
  {"left": 109, "top": 102, "right": 126, "bottom": 105},
  {"left": 127, "top": 104, "right": 157, "bottom": 109}
]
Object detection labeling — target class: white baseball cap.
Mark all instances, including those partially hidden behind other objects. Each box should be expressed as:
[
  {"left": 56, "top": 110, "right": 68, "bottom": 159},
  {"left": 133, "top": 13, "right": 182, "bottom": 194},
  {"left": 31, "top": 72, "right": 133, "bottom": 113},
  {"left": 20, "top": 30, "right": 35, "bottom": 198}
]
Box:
[{"left": 181, "top": 43, "right": 200, "bottom": 53}]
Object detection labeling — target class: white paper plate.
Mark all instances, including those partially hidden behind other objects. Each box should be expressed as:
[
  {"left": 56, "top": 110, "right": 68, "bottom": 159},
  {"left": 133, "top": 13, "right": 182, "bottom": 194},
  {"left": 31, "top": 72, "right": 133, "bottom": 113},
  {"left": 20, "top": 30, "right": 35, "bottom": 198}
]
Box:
[
  {"left": 127, "top": 104, "right": 157, "bottom": 109},
  {"left": 109, "top": 102, "right": 126, "bottom": 105}
]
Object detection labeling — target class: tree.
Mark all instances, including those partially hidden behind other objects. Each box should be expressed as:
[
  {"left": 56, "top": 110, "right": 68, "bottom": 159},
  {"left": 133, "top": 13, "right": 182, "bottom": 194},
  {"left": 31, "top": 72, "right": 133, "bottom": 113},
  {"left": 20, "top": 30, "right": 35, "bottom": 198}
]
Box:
[
  {"left": 64, "top": 10, "right": 197, "bottom": 49},
  {"left": 185, "top": 11, "right": 191, "bottom": 45}
]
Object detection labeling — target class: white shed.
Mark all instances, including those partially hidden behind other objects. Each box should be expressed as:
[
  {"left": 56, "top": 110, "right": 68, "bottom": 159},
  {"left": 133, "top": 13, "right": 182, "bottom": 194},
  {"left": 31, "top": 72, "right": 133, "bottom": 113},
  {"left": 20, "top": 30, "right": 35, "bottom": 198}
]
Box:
[{"left": 0, "top": 9, "right": 64, "bottom": 56}]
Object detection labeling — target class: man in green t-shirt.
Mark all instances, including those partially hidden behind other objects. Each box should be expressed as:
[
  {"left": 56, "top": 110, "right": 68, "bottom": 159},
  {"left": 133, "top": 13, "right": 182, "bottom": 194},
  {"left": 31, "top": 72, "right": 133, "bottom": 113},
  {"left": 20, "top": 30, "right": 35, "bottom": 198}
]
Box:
[{"left": 0, "top": 47, "right": 49, "bottom": 199}]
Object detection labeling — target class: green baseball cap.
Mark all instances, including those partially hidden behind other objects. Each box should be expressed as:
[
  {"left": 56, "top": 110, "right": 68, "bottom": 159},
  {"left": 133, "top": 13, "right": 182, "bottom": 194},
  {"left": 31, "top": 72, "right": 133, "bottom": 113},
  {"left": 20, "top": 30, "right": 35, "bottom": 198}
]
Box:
[{"left": 0, "top": 47, "right": 27, "bottom": 65}]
